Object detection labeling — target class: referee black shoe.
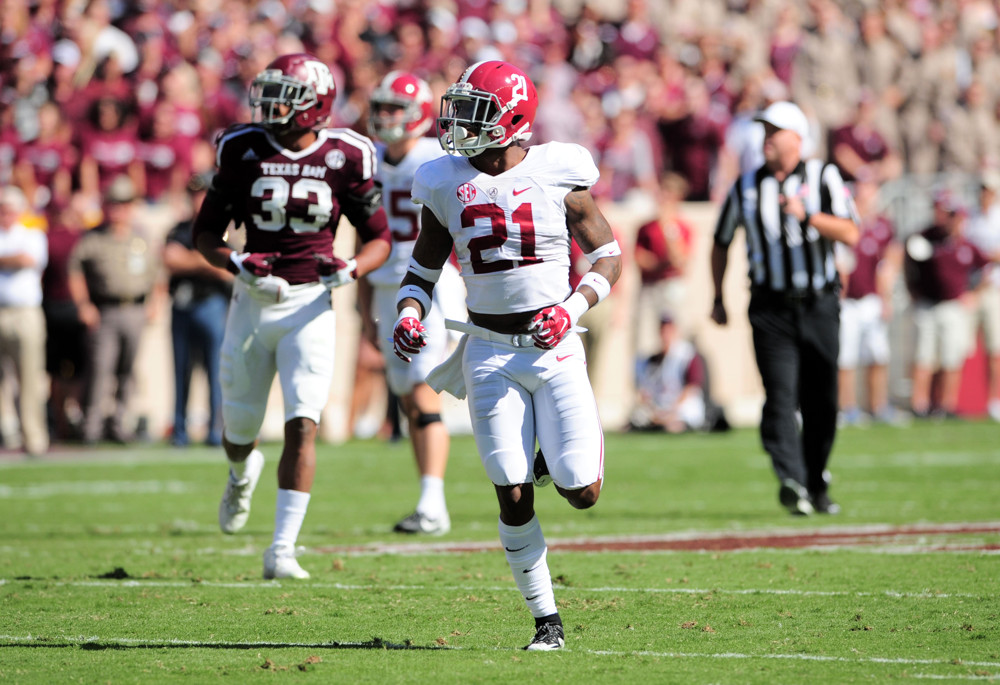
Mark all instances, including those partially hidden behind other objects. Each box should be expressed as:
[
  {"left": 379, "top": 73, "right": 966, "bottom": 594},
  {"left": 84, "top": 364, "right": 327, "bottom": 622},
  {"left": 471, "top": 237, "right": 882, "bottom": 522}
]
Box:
[
  {"left": 778, "top": 479, "right": 814, "bottom": 516},
  {"left": 810, "top": 491, "right": 841, "bottom": 515}
]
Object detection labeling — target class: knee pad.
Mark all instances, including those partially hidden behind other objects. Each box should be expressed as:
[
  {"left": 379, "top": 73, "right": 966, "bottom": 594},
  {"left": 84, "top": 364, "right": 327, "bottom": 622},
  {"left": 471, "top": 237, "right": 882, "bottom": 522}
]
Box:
[{"left": 415, "top": 412, "right": 442, "bottom": 428}]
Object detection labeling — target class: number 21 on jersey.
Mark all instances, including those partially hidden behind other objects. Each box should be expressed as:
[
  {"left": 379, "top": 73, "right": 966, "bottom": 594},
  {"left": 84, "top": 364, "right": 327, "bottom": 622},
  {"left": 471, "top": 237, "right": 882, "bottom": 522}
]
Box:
[{"left": 463, "top": 202, "right": 541, "bottom": 274}]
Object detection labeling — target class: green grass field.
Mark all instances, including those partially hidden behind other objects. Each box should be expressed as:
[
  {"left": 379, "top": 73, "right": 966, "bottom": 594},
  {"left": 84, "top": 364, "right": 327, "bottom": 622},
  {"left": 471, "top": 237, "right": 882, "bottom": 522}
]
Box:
[{"left": 2, "top": 420, "right": 998, "bottom": 683}]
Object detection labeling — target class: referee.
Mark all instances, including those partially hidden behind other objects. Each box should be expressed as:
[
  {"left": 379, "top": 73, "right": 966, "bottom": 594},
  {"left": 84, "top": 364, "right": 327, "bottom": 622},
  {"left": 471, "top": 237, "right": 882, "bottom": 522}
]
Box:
[{"left": 710, "top": 101, "right": 859, "bottom": 516}]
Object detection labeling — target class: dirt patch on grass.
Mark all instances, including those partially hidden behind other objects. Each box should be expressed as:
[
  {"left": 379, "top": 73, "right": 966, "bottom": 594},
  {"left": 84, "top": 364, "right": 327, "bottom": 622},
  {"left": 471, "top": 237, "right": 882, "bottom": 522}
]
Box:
[{"left": 316, "top": 522, "right": 1000, "bottom": 556}]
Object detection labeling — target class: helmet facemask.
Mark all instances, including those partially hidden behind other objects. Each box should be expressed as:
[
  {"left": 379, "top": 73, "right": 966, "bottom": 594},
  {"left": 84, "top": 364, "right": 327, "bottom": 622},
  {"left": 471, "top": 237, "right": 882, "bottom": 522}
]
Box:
[
  {"left": 369, "top": 98, "right": 429, "bottom": 144},
  {"left": 249, "top": 70, "right": 321, "bottom": 132},
  {"left": 438, "top": 84, "right": 510, "bottom": 157}
]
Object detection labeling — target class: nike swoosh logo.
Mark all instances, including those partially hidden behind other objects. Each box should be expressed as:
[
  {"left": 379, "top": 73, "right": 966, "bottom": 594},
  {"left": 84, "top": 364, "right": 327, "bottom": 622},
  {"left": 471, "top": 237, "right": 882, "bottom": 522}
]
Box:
[
  {"left": 504, "top": 545, "right": 529, "bottom": 552},
  {"left": 556, "top": 355, "right": 572, "bottom": 362},
  {"left": 513, "top": 187, "right": 531, "bottom": 196},
  {"left": 523, "top": 564, "right": 542, "bottom": 574}
]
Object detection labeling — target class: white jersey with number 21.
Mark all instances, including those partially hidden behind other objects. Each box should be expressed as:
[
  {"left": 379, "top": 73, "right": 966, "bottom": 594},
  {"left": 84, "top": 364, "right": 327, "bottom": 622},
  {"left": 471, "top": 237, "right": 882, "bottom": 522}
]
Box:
[{"left": 411, "top": 141, "right": 599, "bottom": 315}]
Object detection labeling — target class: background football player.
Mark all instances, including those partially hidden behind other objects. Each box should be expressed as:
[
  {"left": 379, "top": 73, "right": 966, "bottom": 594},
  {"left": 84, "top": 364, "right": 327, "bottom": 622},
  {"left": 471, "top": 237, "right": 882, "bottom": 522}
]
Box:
[
  {"left": 363, "top": 71, "right": 466, "bottom": 536},
  {"left": 393, "top": 61, "right": 622, "bottom": 650},
  {"left": 194, "top": 53, "right": 390, "bottom": 579}
]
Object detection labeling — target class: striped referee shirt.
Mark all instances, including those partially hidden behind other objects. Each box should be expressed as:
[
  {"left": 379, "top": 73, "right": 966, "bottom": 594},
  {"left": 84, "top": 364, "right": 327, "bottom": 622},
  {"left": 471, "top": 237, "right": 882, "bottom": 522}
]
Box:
[{"left": 714, "top": 159, "right": 855, "bottom": 293}]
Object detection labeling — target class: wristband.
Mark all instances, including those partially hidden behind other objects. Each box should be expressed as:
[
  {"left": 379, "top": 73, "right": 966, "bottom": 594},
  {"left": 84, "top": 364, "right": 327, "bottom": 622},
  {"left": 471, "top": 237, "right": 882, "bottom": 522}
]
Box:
[
  {"left": 561, "top": 291, "right": 590, "bottom": 327},
  {"left": 396, "top": 284, "right": 431, "bottom": 319},
  {"left": 576, "top": 271, "right": 611, "bottom": 303}
]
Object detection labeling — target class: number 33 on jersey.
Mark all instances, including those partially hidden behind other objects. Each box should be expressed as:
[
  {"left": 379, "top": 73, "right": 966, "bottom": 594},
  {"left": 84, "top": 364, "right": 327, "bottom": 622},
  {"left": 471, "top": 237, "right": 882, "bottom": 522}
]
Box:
[
  {"left": 203, "top": 123, "right": 383, "bottom": 285},
  {"left": 411, "top": 141, "right": 599, "bottom": 315}
]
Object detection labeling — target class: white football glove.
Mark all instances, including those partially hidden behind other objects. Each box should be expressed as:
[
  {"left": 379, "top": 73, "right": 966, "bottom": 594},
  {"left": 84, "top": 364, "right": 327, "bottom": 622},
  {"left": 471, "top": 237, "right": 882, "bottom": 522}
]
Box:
[
  {"left": 316, "top": 254, "right": 358, "bottom": 289},
  {"left": 246, "top": 274, "right": 290, "bottom": 304}
]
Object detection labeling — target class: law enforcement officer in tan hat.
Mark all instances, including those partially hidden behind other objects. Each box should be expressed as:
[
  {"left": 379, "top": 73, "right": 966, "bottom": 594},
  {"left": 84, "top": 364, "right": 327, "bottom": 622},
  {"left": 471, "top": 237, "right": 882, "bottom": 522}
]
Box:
[{"left": 68, "top": 175, "right": 167, "bottom": 444}]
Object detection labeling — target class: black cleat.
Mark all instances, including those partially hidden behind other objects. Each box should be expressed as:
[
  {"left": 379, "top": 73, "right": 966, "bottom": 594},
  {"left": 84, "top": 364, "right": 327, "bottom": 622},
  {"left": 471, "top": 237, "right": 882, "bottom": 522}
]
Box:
[{"left": 524, "top": 622, "right": 564, "bottom": 651}]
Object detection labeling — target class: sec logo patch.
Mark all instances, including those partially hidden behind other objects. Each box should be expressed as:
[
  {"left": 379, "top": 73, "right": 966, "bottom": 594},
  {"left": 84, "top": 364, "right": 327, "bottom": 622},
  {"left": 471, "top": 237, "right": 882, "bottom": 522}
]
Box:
[
  {"left": 325, "top": 150, "right": 346, "bottom": 169},
  {"left": 457, "top": 183, "right": 477, "bottom": 203}
]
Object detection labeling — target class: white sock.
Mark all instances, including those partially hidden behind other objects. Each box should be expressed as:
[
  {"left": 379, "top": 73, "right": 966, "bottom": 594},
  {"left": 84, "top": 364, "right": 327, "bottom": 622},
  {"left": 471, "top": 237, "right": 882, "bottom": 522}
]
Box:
[
  {"left": 228, "top": 449, "right": 261, "bottom": 481},
  {"left": 498, "top": 515, "right": 557, "bottom": 618},
  {"left": 272, "top": 488, "right": 310, "bottom": 549},
  {"left": 416, "top": 475, "right": 446, "bottom": 518}
]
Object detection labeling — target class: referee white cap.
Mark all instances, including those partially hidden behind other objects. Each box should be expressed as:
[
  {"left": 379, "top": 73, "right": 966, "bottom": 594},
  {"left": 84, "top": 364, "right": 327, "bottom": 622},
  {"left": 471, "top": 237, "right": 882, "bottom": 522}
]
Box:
[{"left": 755, "top": 101, "right": 810, "bottom": 144}]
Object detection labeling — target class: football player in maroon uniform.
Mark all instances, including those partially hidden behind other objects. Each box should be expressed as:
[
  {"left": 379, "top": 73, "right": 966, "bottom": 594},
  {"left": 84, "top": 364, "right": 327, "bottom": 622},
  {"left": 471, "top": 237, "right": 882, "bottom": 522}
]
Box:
[{"left": 194, "top": 53, "right": 390, "bottom": 579}]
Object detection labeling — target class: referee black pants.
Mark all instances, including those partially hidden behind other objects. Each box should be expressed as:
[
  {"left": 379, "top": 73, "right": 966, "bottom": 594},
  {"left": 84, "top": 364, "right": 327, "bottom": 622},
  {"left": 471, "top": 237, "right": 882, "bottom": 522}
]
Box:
[{"left": 748, "top": 290, "right": 840, "bottom": 495}]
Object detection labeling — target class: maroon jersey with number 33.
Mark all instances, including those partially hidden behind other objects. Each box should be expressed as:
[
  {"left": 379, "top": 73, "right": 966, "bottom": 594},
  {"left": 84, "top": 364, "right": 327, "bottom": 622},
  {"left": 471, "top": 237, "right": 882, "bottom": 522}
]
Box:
[{"left": 194, "top": 123, "right": 389, "bottom": 284}]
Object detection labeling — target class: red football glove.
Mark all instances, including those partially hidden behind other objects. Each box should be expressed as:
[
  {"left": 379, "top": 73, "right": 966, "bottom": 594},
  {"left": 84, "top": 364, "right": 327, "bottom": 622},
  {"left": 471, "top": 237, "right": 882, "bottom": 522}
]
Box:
[
  {"left": 392, "top": 310, "right": 427, "bottom": 362},
  {"left": 228, "top": 251, "right": 280, "bottom": 284},
  {"left": 529, "top": 305, "right": 572, "bottom": 349}
]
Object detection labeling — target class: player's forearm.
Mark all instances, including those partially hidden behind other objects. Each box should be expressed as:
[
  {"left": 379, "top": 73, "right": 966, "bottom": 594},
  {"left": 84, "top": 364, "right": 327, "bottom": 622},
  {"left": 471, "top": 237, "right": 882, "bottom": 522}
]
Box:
[
  {"left": 810, "top": 214, "right": 859, "bottom": 247},
  {"left": 711, "top": 243, "right": 728, "bottom": 300},
  {"left": 352, "top": 237, "right": 390, "bottom": 279},
  {"left": 194, "top": 231, "right": 235, "bottom": 271}
]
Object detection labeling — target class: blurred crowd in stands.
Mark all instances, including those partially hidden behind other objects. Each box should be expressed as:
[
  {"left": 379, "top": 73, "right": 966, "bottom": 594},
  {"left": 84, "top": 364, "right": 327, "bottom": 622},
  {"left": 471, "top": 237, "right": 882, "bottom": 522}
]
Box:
[{"left": 2, "top": 0, "right": 1000, "bottom": 453}]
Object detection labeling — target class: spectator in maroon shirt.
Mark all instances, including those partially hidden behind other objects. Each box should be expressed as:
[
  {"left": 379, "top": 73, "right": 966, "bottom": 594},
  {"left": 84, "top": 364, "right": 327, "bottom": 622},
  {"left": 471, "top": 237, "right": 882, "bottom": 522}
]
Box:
[
  {"left": 41, "top": 195, "right": 89, "bottom": 441},
  {"left": 770, "top": 4, "right": 804, "bottom": 86},
  {"left": 15, "top": 101, "right": 75, "bottom": 209},
  {"left": 158, "top": 62, "right": 205, "bottom": 146},
  {"left": 0, "top": 103, "right": 21, "bottom": 188},
  {"left": 137, "top": 102, "right": 191, "bottom": 204},
  {"left": 595, "top": 105, "right": 659, "bottom": 203},
  {"left": 905, "top": 191, "right": 999, "bottom": 417},
  {"left": 633, "top": 172, "right": 694, "bottom": 356},
  {"left": 77, "top": 96, "right": 143, "bottom": 200},
  {"left": 837, "top": 178, "right": 904, "bottom": 425},
  {"left": 196, "top": 51, "right": 244, "bottom": 140},
  {"left": 830, "top": 93, "right": 903, "bottom": 184},
  {"left": 611, "top": 0, "right": 659, "bottom": 62},
  {"left": 657, "top": 78, "right": 729, "bottom": 201}
]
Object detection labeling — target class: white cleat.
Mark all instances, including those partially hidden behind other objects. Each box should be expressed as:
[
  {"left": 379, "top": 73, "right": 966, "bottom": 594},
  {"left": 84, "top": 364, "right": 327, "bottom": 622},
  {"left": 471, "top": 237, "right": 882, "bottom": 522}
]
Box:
[
  {"left": 263, "top": 544, "right": 310, "bottom": 579},
  {"left": 218, "top": 449, "right": 264, "bottom": 534},
  {"left": 393, "top": 510, "right": 451, "bottom": 536}
]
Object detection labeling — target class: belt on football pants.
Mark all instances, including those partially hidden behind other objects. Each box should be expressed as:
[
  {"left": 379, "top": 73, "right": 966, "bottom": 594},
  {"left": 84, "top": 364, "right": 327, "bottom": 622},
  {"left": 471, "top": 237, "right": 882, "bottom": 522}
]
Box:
[{"left": 445, "top": 319, "right": 536, "bottom": 348}]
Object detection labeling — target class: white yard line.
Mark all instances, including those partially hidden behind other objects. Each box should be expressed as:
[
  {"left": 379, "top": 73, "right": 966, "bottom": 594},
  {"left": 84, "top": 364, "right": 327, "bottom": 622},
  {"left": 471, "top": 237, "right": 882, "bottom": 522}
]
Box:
[
  {"left": 1, "top": 633, "right": 997, "bottom": 674},
  {"left": 3, "top": 578, "right": 990, "bottom": 599},
  {"left": 0, "top": 481, "right": 192, "bottom": 498}
]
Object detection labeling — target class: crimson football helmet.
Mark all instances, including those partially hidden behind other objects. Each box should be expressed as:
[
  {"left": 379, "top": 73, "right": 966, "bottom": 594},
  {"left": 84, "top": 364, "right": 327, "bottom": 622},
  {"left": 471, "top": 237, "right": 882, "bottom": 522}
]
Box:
[
  {"left": 249, "top": 53, "right": 336, "bottom": 132},
  {"left": 438, "top": 60, "right": 538, "bottom": 157},
  {"left": 368, "top": 71, "right": 434, "bottom": 144}
]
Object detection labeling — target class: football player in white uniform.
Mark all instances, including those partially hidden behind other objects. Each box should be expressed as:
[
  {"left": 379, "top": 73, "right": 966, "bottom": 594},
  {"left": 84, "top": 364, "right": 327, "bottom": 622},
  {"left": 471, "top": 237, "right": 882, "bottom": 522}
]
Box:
[
  {"left": 194, "top": 54, "right": 390, "bottom": 579},
  {"left": 365, "top": 71, "right": 465, "bottom": 535},
  {"left": 393, "top": 61, "right": 621, "bottom": 651}
]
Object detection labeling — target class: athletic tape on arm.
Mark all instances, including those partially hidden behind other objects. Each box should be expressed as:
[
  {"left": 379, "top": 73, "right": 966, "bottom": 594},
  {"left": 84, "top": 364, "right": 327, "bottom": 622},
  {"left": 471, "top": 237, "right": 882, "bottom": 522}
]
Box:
[
  {"left": 583, "top": 240, "right": 622, "bottom": 264},
  {"left": 406, "top": 257, "right": 443, "bottom": 283}
]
